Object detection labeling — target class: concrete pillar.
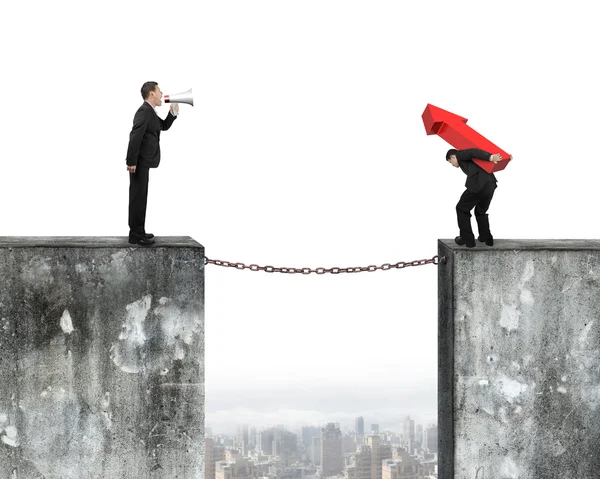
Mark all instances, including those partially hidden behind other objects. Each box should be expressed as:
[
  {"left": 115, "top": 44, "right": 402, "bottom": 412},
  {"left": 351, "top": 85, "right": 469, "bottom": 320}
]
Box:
[
  {"left": 439, "top": 239, "right": 600, "bottom": 479},
  {"left": 0, "top": 237, "right": 204, "bottom": 478}
]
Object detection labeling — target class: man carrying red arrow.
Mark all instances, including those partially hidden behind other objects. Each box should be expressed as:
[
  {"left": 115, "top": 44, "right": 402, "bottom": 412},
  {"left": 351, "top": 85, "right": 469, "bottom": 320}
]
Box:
[
  {"left": 421, "top": 103, "right": 514, "bottom": 247},
  {"left": 446, "top": 148, "right": 512, "bottom": 248}
]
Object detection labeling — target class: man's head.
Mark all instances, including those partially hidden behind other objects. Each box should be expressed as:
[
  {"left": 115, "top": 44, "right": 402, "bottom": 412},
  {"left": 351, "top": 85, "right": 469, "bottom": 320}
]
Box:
[
  {"left": 141, "top": 81, "right": 162, "bottom": 107},
  {"left": 446, "top": 148, "right": 459, "bottom": 168}
]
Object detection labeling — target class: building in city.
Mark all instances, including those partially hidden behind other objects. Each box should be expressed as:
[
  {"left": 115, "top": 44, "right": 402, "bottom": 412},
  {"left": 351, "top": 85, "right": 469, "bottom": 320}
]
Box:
[
  {"left": 256, "top": 426, "right": 298, "bottom": 463},
  {"left": 278, "top": 428, "right": 299, "bottom": 463},
  {"left": 355, "top": 417, "right": 364, "bottom": 436},
  {"left": 216, "top": 450, "right": 259, "bottom": 479},
  {"left": 367, "top": 435, "right": 392, "bottom": 479},
  {"left": 312, "top": 437, "right": 321, "bottom": 466},
  {"left": 415, "top": 425, "right": 423, "bottom": 451},
  {"left": 383, "top": 448, "right": 423, "bottom": 479},
  {"left": 258, "top": 428, "right": 276, "bottom": 455},
  {"left": 303, "top": 426, "right": 321, "bottom": 448},
  {"left": 403, "top": 417, "right": 415, "bottom": 451},
  {"left": 321, "top": 423, "right": 343, "bottom": 478},
  {"left": 346, "top": 445, "right": 371, "bottom": 479},
  {"left": 237, "top": 424, "right": 249, "bottom": 455},
  {"left": 423, "top": 425, "right": 438, "bottom": 454},
  {"left": 206, "top": 437, "right": 227, "bottom": 479}
]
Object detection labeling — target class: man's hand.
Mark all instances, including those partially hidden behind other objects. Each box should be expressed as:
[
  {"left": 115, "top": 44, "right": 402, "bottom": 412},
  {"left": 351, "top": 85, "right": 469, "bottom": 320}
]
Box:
[
  {"left": 127, "top": 165, "right": 137, "bottom": 174},
  {"left": 490, "top": 153, "right": 502, "bottom": 164},
  {"left": 170, "top": 103, "right": 179, "bottom": 116}
]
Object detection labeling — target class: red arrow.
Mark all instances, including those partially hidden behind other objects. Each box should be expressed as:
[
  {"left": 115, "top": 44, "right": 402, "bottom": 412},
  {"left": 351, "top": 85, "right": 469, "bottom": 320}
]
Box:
[{"left": 422, "top": 104, "right": 511, "bottom": 173}]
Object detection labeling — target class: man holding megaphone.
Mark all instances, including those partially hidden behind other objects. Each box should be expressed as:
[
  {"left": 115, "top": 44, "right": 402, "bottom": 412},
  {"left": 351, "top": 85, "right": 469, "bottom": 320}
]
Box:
[{"left": 125, "top": 81, "right": 181, "bottom": 246}]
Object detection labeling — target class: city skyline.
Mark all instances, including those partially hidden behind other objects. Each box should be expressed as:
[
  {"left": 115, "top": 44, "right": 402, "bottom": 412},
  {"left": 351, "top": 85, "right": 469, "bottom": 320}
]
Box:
[
  {"left": 206, "top": 404, "right": 437, "bottom": 438},
  {"left": 205, "top": 382, "right": 437, "bottom": 436},
  {"left": 206, "top": 420, "right": 439, "bottom": 479}
]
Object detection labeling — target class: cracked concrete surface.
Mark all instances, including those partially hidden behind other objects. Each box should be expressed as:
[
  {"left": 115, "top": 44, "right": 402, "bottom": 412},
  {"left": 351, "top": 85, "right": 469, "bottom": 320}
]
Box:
[
  {"left": 438, "top": 239, "right": 600, "bottom": 479},
  {"left": 0, "top": 237, "right": 205, "bottom": 479}
]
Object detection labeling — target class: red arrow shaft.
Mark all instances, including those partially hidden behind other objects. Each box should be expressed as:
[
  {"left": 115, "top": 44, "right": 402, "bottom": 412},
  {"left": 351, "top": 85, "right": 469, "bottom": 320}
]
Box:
[
  {"left": 422, "top": 104, "right": 511, "bottom": 173},
  {"left": 437, "top": 121, "right": 509, "bottom": 173}
]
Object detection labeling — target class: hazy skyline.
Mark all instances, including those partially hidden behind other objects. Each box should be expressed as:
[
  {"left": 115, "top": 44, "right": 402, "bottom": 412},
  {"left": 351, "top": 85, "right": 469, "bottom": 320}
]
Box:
[{"left": 206, "top": 382, "right": 436, "bottom": 435}]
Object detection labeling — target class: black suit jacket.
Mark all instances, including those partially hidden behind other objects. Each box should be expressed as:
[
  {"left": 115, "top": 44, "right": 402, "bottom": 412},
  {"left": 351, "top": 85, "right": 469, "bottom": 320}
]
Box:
[
  {"left": 457, "top": 148, "right": 497, "bottom": 193},
  {"left": 125, "top": 102, "right": 176, "bottom": 168}
]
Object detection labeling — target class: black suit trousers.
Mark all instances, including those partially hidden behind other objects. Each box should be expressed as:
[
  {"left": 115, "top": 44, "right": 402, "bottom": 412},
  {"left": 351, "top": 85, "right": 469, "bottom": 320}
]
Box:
[
  {"left": 128, "top": 167, "right": 150, "bottom": 236},
  {"left": 456, "top": 182, "right": 496, "bottom": 241}
]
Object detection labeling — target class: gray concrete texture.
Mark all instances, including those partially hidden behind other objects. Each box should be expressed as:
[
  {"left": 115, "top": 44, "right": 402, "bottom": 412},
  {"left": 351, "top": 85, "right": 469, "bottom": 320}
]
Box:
[
  {"left": 0, "top": 237, "right": 205, "bottom": 478},
  {"left": 438, "top": 239, "right": 600, "bottom": 479}
]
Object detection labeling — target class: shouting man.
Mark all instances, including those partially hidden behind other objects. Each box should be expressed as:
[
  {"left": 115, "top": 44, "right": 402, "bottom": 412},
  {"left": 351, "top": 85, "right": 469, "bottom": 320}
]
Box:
[{"left": 125, "top": 81, "right": 179, "bottom": 246}]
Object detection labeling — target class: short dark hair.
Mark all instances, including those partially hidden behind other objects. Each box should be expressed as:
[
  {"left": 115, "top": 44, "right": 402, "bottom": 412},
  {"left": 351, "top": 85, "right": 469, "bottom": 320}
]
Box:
[
  {"left": 446, "top": 149, "right": 458, "bottom": 161},
  {"left": 141, "top": 81, "right": 159, "bottom": 99}
]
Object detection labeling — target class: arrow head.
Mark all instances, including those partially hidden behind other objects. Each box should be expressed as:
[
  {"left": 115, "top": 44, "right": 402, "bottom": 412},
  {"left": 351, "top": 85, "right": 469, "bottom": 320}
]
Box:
[{"left": 422, "top": 103, "right": 469, "bottom": 135}]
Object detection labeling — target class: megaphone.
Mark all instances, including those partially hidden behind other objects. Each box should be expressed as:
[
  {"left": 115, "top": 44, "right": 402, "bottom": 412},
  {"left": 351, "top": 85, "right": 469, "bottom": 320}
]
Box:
[{"left": 164, "top": 88, "right": 193, "bottom": 106}]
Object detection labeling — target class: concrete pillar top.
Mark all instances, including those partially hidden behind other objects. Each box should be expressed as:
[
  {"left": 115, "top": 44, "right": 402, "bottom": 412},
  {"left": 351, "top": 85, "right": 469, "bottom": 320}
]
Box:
[
  {"left": 439, "top": 238, "right": 600, "bottom": 251},
  {"left": 0, "top": 236, "right": 203, "bottom": 249}
]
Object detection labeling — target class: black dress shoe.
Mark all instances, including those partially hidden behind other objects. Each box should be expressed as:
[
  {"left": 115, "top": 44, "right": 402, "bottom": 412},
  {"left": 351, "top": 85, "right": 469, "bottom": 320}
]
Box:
[
  {"left": 128, "top": 236, "right": 155, "bottom": 246},
  {"left": 478, "top": 236, "right": 494, "bottom": 246},
  {"left": 144, "top": 233, "right": 154, "bottom": 239},
  {"left": 455, "top": 236, "right": 475, "bottom": 248}
]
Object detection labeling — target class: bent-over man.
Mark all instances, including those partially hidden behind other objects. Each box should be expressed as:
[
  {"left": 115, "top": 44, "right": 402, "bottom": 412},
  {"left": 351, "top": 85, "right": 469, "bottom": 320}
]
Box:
[{"left": 446, "top": 148, "right": 511, "bottom": 248}]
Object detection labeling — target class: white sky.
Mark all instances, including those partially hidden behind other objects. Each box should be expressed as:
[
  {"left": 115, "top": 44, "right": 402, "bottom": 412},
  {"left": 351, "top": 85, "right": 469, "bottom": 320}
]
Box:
[{"left": 2, "top": 1, "right": 599, "bottom": 429}]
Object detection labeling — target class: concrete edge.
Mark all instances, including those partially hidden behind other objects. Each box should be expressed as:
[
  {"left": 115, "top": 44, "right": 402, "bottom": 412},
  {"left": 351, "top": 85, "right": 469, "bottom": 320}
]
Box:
[
  {"left": 438, "top": 239, "right": 454, "bottom": 479},
  {"left": 0, "top": 236, "right": 204, "bottom": 250},
  {"left": 438, "top": 238, "right": 600, "bottom": 251}
]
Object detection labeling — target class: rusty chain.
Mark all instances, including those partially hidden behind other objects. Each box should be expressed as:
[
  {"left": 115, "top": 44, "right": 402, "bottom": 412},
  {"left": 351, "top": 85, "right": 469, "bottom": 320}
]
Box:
[{"left": 204, "top": 254, "right": 445, "bottom": 275}]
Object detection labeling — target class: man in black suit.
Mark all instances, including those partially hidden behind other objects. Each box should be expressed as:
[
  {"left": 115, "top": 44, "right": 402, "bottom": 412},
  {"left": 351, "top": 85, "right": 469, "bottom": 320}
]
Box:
[
  {"left": 126, "top": 81, "right": 179, "bottom": 245},
  {"left": 446, "top": 148, "right": 511, "bottom": 248}
]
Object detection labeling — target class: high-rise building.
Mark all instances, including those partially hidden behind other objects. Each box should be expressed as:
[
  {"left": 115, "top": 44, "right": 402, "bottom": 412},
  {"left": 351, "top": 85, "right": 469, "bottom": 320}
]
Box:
[
  {"left": 355, "top": 417, "right": 365, "bottom": 436},
  {"left": 258, "top": 428, "right": 275, "bottom": 455},
  {"left": 274, "top": 428, "right": 298, "bottom": 464},
  {"left": 403, "top": 417, "right": 415, "bottom": 448},
  {"left": 370, "top": 424, "right": 379, "bottom": 434},
  {"left": 302, "top": 426, "right": 321, "bottom": 448},
  {"left": 423, "top": 425, "right": 438, "bottom": 454},
  {"left": 347, "top": 445, "right": 371, "bottom": 479},
  {"left": 312, "top": 437, "right": 321, "bottom": 465},
  {"left": 415, "top": 425, "right": 423, "bottom": 450},
  {"left": 321, "top": 423, "right": 343, "bottom": 478},
  {"left": 257, "top": 426, "right": 297, "bottom": 463},
  {"left": 383, "top": 448, "right": 422, "bottom": 479},
  {"left": 205, "top": 437, "right": 226, "bottom": 479},
  {"left": 237, "top": 424, "right": 249, "bottom": 455},
  {"left": 216, "top": 450, "right": 258, "bottom": 479},
  {"left": 367, "top": 436, "right": 391, "bottom": 479}
]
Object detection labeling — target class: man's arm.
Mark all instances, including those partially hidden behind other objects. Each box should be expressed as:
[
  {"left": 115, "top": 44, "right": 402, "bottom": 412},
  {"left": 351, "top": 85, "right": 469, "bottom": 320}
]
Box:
[
  {"left": 125, "top": 109, "right": 149, "bottom": 168},
  {"left": 460, "top": 148, "right": 502, "bottom": 164},
  {"left": 160, "top": 104, "right": 179, "bottom": 131}
]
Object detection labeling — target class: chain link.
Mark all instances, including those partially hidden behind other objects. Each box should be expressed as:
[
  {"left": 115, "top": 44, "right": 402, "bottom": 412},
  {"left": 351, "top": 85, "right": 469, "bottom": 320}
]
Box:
[{"left": 205, "top": 255, "right": 445, "bottom": 275}]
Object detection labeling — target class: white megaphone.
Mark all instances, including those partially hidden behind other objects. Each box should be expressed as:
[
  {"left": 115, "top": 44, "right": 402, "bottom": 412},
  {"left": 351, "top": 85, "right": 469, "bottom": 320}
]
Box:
[{"left": 164, "top": 88, "right": 193, "bottom": 106}]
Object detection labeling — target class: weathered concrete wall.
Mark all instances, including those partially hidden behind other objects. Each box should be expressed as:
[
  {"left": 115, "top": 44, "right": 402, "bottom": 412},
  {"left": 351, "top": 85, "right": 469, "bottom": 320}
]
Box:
[
  {"left": 0, "top": 237, "right": 204, "bottom": 478},
  {"left": 438, "top": 239, "right": 600, "bottom": 479}
]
